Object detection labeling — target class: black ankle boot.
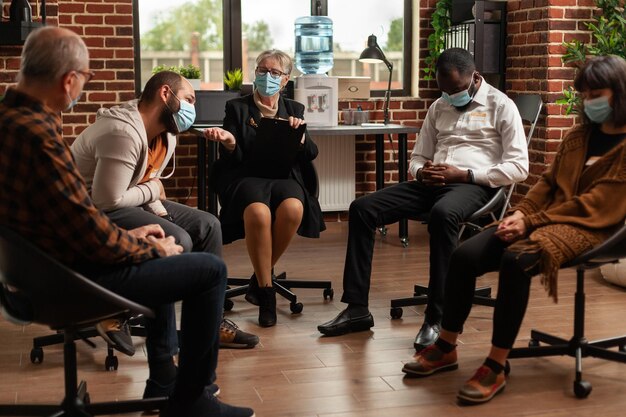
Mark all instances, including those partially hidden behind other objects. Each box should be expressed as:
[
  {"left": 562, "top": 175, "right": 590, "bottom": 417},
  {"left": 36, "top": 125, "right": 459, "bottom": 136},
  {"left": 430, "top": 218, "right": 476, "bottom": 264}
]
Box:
[
  {"left": 244, "top": 273, "right": 260, "bottom": 306},
  {"left": 258, "top": 286, "right": 276, "bottom": 327}
]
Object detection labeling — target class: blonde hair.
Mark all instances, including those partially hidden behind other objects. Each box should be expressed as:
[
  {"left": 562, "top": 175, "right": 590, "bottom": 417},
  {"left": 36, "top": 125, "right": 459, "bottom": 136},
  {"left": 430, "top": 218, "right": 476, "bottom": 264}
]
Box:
[
  {"left": 255, "top": 49, "right": 293, "bottom": 75},
  {"left": 19, "top": 27, "right": 89, "bottom": 83}
]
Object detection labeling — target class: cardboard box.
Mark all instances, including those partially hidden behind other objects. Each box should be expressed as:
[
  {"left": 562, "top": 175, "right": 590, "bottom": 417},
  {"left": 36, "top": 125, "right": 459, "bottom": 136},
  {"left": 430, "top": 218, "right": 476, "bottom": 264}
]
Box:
[{"left": 337, "top": 76, "right": 371, "bottom": 99}]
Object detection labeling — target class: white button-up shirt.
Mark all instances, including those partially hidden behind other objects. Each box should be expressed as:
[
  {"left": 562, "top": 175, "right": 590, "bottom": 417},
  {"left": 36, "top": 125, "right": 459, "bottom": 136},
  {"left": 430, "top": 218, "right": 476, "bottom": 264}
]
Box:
[{"left": 409, "top": 80, "right": 529, "bottom": 188}]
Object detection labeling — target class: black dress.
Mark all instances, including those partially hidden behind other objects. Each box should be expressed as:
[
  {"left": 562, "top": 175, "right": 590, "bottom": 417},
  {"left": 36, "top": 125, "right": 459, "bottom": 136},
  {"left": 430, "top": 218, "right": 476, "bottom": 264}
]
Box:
[{"left": 212, "top": 94, "right": 325, "bottom": 244}]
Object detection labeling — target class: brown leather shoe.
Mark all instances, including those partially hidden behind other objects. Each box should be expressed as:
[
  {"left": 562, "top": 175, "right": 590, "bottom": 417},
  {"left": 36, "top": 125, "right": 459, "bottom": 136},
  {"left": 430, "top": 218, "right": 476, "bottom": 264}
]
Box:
[
  {"left": 457, "top": 365, "right": 506, "bottom": 404},
  {"left": 401, "top": 344, "right": 458, "bottom": 377}
]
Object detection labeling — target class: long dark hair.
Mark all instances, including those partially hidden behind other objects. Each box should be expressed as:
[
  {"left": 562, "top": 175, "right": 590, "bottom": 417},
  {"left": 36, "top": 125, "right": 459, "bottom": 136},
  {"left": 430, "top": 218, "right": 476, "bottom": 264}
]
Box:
[{"left": 574, "top": 55, "right": 626, "bottom": 127}]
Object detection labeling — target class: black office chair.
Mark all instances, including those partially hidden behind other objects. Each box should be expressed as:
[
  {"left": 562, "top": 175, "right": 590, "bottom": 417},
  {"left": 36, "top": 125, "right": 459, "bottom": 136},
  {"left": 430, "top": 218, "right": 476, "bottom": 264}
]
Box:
[
  {"left": 389, "top": 94, "right": 544, "bottom": 319},
  {"left": 508, "top": 223, "right": 626, "bottom": 399},
  {"left": 223, "top": 161, "right": 334, "bottom": 314},
  {"left": 0, "top": 226, "right": 167, "bottom": 416}
]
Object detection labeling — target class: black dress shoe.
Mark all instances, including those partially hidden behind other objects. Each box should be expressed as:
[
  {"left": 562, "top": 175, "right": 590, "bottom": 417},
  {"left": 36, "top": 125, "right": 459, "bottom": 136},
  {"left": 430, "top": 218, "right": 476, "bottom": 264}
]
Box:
[
  {"left": 318, "top": 308, "right": 374, "bottom": 336},
  {"left": 414, "top": 321, "right": 440, "bottom": 352}
]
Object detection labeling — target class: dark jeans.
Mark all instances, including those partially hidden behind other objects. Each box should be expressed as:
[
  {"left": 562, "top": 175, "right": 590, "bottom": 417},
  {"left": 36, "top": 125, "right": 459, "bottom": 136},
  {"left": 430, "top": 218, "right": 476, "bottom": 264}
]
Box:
[
  {"left": 441, "top": 227, "right": 541, "bottom": 349},
  {"left": 107, "top": 201, "right": 222, "bottom": 360},
  {"left": 80, "top": 253, "right": 227, "bottom": 399},
  {"left": 341, "top": 180, "right": 496, "bottom": 323},
  {"left": 107, "top": 200, "right": 222, "bottom": 256}
]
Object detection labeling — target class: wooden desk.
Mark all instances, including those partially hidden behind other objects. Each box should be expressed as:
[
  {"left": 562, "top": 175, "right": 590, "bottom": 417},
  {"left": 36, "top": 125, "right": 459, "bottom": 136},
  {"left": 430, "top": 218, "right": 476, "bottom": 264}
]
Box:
[{"left": 196, "top": 123, "right": 419, "bottom": 240}]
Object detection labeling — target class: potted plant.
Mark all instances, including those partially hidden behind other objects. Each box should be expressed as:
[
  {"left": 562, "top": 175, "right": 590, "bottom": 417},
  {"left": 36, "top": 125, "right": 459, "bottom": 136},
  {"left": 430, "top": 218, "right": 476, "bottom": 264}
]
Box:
[
  {"left": 152, "top": 64, "right": 202, "bottom": 90},
  {"left": 224, "top": 68, "right": 243, "bottom": 92}
]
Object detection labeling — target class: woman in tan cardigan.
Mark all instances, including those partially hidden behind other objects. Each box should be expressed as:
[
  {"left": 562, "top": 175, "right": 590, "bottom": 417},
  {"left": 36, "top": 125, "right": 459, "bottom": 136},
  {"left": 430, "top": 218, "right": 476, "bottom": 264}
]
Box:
[{"left": 401, "top": 55, "right": 626, "bottom": 404}]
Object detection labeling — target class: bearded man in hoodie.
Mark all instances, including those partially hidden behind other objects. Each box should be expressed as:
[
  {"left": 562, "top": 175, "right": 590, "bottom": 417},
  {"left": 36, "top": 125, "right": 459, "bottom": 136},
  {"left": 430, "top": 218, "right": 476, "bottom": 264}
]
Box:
[{"left": 71, "top": 70, "right": 259, "bottom": 400}]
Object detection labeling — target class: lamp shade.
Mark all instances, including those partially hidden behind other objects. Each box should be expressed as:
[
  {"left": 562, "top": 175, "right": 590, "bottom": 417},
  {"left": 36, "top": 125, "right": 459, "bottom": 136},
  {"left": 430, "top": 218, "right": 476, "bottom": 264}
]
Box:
[{"left": 359, "top": 35, "right": 386, "bottom": 64}]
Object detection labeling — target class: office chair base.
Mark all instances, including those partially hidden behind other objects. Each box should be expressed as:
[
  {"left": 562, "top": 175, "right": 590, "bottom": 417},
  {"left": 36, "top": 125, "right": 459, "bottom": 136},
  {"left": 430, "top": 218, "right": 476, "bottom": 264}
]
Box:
[
  {"left": 508, "top": 268, "right": 626, "bottom": 398},
  {"left": 31, "top": 324, "right": 148, "bottom": 372},
  {"left": 0, "top": 331, "right": 167, "bottom": 416},
  {"left": 389, "top": 285, "right": 494, "bottom": 319},
  {"left": 225, "top": 272, "right": 333, "bottom": 314}
]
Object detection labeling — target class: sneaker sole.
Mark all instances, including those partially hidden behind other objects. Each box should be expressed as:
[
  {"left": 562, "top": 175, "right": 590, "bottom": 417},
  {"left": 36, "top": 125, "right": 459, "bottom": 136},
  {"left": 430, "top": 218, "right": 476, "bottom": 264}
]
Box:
[
  {"left": 457, "top": 380, "right": 506, "bottom": 404},
  {"left": 402, "top": 362, "right": 458, "bottom": 377}
]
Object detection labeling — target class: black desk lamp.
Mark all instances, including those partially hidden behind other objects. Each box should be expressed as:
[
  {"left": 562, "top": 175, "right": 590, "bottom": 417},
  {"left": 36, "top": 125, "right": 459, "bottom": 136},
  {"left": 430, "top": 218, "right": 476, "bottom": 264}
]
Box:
[{"left": 359, "top": 34, "right": 393, "bottom": 124}]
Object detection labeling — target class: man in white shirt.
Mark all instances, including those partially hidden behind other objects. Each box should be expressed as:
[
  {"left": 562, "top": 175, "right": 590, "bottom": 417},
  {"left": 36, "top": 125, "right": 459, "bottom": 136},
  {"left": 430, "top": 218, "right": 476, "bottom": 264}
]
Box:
[{"left": 318, "top": 48, "right": 529, "bottom": 350}]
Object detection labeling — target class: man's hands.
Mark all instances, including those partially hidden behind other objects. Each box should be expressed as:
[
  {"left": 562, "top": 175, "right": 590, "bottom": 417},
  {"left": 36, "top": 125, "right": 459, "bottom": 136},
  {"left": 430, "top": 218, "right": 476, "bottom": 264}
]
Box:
[
  {"left": 128, "top": 224, "right": 165, "bottom": 240},
  {"left": 204, "top": 127, "right": 236, "bottom": 152},
  {"left": 494, "top": 210, "right": 527, "bottom": 242},
  {"left": 128, "top": 224, "right": 183, "bottom": 257},
  {"left": 419, "top": 161, "right": 469, "bottom": 186}
]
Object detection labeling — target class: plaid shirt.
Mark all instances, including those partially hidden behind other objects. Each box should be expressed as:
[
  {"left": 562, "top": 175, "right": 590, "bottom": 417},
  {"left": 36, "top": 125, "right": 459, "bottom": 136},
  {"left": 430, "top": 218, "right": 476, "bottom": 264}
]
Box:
[{"left": 0, "top": 89, "right": 162, "bottom": 267}]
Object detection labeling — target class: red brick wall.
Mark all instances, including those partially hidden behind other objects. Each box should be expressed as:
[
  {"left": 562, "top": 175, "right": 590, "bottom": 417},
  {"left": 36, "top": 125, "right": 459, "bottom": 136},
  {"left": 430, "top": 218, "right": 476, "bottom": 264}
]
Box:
[
  {"left": 506, "top": 0, "right": 594, "bottom": 199},
  {"left": 0, "top": 1, "right": 136, "bottom": 138},
  {"left": 1, "top": 0, "right": 598, "bottom": 216}
]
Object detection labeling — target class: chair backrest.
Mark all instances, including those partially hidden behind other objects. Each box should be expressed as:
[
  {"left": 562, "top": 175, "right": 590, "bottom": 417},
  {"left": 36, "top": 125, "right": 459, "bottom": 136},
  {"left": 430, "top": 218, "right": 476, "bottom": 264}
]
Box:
[
  {"left": 458, "top": 94, "right": 543, "bottom": 235},
  {"left": 498, "top": 94, "right": 543, "bottom": 218},
  {"left": 0, "top": 226, "right": 153, "bottom": 331}
]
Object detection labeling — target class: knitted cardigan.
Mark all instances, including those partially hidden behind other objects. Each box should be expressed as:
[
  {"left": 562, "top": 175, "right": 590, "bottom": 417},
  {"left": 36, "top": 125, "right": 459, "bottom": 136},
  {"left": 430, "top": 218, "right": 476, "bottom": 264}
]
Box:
[{"left": 509, "top": 124, "right": 626, "bottom": 301}]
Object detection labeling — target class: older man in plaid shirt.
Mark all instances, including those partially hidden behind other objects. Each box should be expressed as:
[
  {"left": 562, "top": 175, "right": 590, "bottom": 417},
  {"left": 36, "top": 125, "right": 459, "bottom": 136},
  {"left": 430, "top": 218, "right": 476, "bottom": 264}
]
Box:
[{"left": 0, "top": 27, "right": 254, "bottom": 417}]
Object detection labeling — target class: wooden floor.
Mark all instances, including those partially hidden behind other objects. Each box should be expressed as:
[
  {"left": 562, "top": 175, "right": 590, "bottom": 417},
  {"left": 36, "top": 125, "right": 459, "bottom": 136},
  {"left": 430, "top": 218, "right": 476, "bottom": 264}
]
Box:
[{"left": 2, "top": 221, "right": 626, "bottom": 416}]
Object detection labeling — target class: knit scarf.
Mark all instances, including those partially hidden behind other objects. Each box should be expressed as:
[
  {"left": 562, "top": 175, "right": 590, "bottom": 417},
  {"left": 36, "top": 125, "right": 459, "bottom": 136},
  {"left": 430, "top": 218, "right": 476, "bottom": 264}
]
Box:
[{"left": 508, "top": 224, "right": 606, "bottom": 302}]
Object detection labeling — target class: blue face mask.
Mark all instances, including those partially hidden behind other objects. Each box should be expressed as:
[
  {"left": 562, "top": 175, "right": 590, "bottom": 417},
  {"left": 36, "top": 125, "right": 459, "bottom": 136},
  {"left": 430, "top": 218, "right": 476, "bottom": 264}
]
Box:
[
  {"left": 254, "top": 72, "right": 283, "bottom": 97},
  {"left": 442, "top": 73, "right": 476, "bottom": 108},
  {"left": 584, "top": 96, "right": 613, "bottom": 124},
  {"left": 168, "top": 90, "right": 196, "bottom": 133},
  {"left": 65, "top": 91, "right": 82, "bottom": 111}
]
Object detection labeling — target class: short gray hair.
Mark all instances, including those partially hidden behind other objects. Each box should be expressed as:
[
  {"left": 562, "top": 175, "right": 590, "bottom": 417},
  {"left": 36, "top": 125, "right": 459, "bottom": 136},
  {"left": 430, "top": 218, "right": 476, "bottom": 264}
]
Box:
[
  {"left": 256, "top": 49, "right": 293, "bottom": 75},
  {"left": 19, "top": 27, "right": 89, "bottom": 83}
]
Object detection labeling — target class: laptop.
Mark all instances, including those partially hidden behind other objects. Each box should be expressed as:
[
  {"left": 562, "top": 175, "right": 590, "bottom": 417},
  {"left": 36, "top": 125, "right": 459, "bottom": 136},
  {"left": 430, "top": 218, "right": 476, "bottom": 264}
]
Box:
[{"left": 193, "top": 90, "right": 239, "bottom": 128}]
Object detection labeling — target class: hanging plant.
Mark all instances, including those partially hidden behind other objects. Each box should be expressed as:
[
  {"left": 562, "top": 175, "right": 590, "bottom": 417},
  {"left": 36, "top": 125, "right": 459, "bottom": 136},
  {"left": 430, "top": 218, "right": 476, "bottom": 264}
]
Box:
[{"left": 423, "top": 0, "right": 452, "bottom": 80}]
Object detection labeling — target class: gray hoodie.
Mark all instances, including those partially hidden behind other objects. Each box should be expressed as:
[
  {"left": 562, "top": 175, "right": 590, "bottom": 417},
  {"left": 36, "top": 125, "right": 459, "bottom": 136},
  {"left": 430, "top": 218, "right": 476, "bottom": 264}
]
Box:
[{"left": 71, "top": 100, "right": 176, "bottom": 215}]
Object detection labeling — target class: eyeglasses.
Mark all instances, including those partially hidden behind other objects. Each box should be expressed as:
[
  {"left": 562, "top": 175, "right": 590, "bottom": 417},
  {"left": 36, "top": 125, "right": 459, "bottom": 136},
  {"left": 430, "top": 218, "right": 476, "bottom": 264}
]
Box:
[
  {"left": 75, "top": 70, "right": 96, "bottom": 83},
  {"left": 255, "top": 66, "right": 287, "bottom": 79}
]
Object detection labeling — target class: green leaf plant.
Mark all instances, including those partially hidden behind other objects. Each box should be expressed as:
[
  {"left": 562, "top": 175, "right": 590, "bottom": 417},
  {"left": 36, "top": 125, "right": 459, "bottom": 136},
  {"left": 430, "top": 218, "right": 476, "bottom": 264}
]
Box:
[
  {"left": 560, "top": 0, "right": 626, "bottom": 114},
  {"left": 423, "top": 0, "right": 452, "bottom": 80},
  {"left": 224, "top": 68, "right": 244, "bottom": 91}
]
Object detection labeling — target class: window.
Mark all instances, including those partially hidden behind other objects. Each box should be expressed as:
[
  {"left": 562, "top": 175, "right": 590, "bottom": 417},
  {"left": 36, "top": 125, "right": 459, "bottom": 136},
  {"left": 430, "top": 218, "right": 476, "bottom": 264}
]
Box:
[
  {"left": 327, "top": 0, "right": 409, "bottom": 96},
  {"left": 134, "top": 0, "right": 412, "bottom": 96}
]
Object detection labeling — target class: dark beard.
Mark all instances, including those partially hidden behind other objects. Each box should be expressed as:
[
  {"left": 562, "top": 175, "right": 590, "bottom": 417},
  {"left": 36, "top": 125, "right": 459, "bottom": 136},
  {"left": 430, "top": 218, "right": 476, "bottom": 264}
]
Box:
[{"left": 160, "top": 95, "right": 180, "bottom": 134}]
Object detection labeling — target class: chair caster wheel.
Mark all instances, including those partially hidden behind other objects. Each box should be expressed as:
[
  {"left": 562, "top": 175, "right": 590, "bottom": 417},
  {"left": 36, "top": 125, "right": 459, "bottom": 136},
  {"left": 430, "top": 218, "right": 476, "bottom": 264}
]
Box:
[
  {"left": 528, "top": 339, "right": 540, "bottom": 347},
  {"left": 105, "top": 355, "right": 118, "bottom": 371},
  {"left": 619, "top": 344, "right": 626, "bottom": 353},
  {"left": 574, "top": 380, "right": 592, "bottom": 398},
  {"left": 401, "top": 238, "right": 409, "bottom": 248},
  {"left": 378, "top": 226, "right": 387, "bottom": 237},
  {"left": 323, "top": 288, "right": 334, "bottom": 300},
  {"left": 224, "top": 298, "right": 234, "bottom": 311},
  {"left": 290, "top": 302, "right": 303, "bottom": 314},
  {"left": 504, "top": 360, "right": 511, "bottom": 376},
  {"left": 390, "top": 307, "right": 403, "bottom": 319},
  {"left": 30, "top": 347, "right": 43, "bottom": 364}
]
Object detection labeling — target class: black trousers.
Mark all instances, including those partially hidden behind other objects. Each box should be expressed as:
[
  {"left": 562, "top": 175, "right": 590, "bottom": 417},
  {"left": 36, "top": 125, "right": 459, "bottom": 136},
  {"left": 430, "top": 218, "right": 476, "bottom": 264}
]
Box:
[
  {"left": 441, "top": 227, "right": 541, "bottom": 349},
  {"left": 341, "top": 180, "right": 496, "bottom": 323}
]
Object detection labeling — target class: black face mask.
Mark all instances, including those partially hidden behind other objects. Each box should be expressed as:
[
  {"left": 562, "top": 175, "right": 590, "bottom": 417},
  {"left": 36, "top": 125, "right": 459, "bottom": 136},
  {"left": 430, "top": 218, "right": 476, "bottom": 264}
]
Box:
[{"left": 159, "top": 94, "right": 180, "bottom": 134}]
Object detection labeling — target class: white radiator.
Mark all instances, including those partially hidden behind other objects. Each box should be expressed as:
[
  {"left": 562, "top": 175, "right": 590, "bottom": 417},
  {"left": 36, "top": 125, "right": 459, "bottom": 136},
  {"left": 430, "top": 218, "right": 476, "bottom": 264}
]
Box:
[{"left": 311, "top": 135, "right": 356, "bottom": 212}]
